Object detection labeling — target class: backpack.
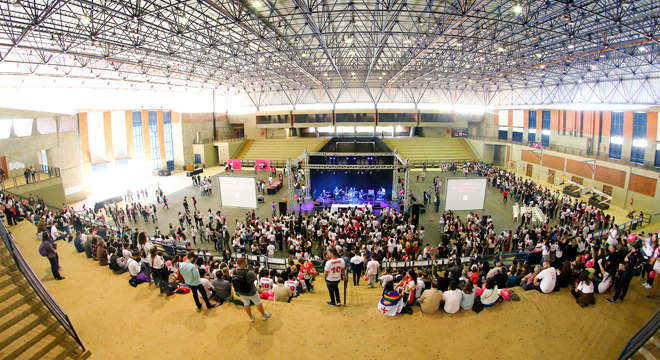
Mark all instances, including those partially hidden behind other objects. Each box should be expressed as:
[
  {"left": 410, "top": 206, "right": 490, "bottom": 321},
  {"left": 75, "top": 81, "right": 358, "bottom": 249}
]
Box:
[
  {"left": 231, "top": 269, "right": 252, "bottom": 294},
  {"left": 472, "top": 297, "right": 484, "bottom": 313},
  {"left": 38, "top": 242, "right": 49, "bottom": 257}
]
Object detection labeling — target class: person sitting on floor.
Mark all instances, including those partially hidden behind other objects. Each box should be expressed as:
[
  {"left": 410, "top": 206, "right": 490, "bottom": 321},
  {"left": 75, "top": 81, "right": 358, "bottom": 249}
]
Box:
[
  {"left": 211, "top": 268, "right": 232, "bottom": 305},
  {"left": 418, "top": 279, "right": 442, "bottom": 314},
  {"left": 378, "top": 280, "right": 403, "bottom": 316},
  {"left": 109, "top": 247, "right": 128, "bottom": 274},
  {"left": 442, "top": 280, "right": 462, "bottom": 314},
  {"left": 273, "top": 277, "right": 293, "bottom": 303},
  {"left": 481, "top": 277, "right": 501, "bottom": 307},
  {"left": 572, "top": 270, "right": 595, "bottom": 307}
]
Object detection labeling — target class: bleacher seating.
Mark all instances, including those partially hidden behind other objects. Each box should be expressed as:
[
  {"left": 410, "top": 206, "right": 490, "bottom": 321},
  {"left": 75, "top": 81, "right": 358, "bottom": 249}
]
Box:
[
  {"left": 237, "top": 138, "right": 326, "bottom": 161},
  {"left": 384, "top": 137, "right": 476, "bottom": 162}
]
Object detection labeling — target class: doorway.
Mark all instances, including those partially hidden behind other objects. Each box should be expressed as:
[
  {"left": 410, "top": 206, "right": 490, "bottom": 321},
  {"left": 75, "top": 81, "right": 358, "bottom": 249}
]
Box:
[
  {"left": 526, "top": 164, "right": 533, "bottom": 177},
  {"left": 548, "top": 169, "right": 555, "bottom": 184},
  {"left": 602, "top": 185, "right": 613, "bottom": 201}
]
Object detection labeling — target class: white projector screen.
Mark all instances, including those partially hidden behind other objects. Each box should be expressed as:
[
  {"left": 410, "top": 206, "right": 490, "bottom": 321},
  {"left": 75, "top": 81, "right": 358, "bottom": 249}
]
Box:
[
  {"left": 445, "top": 178, "right": 488, "bottom": 211},
  {"left": 218, "top": 176, "right": 258, "bottom": 209}
]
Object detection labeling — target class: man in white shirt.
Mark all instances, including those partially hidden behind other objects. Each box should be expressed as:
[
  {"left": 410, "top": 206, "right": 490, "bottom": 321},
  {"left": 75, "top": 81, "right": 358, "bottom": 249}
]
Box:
[
  {"left": 441, "top": 281, "right": 462, "bottom": 314},
  {"left": 199, "top": 269, "right": 215, "bottom": 299},
  {"left": 350, "top": 252, "right": 365, "bottom": 286},
  {"left": 529, "top": 260, "right": 557, "bottom": 293},
  {"left": 267, "top": 243, "right": 275, "bottom": 256},
  {"left": 324, "top": 248, "right": 345, "bottom": 306},
  {"left": 366, "top": 256, "right": 380, "bottom": 288}
]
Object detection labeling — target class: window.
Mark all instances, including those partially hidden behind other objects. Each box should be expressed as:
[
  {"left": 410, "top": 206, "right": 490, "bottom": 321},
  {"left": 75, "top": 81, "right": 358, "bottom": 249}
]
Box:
[
  {"left": 132, "top": 112, "right": 145, "bottom": 161},
  {"left": 149, "top": 111, "right": 161, "bottom": 170},
  {"left": 498, "top": 127, "right": 508, "bottom": 141},
  {"left": 512, "top": 128, "right": 523, "bottom": 142},
  {"left": 541, "top": 111, "right": 551, "bottom": 146},
  {"left": 609, "top": 112, "right": 624, "bottom": 160},
  {"left": 528, "top": 129, "right": 536, "bottom": 143},
  {"left": 631, "top": 113, "right": 648, "bottom": 164},
  {"left": 655, "top": 144, "right": 660, "bottom": 168},
  {"left": 528, "top": 111, "right": 537, "bottom": 128},
  {"left": 163, "top": 111, "right": 174, "bottom": 162}
]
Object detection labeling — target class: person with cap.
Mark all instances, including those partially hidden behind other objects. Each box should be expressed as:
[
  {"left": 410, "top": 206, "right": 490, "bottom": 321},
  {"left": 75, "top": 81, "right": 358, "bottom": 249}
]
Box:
[{"left": 608, "top": 240, "right": 643, "bottom": 304}]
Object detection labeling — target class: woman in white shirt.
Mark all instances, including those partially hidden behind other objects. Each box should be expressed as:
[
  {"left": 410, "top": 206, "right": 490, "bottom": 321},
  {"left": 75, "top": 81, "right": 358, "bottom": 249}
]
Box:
[
  {"left": 149, "top": 246, "right": 165, "bottom": 287},
  {"left": 481, "top": 277, "right": 500, "bottom": 307},
  {"left": 571, "top": 271, "right": 595, "bottom": 307}
]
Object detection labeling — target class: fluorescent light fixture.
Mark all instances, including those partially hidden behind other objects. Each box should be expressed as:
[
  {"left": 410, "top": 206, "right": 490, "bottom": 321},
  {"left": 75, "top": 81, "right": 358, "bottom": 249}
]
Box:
[
  {"left": 337, "top": 126, "right": 355, "bottom": 133},
  {"left": 610, "top": 136, "right": 624, "bottom": 145},
  {"left": 417, "top": 103, "right": 451, "bottom": 111},
  {"left": 260, "top": 105, "right": 293, "bottom": 112},
  {"left": 632, "top": 139, "right": 648, "bottom": 147},
  {"left": 513, "top": 128, "right": 524, "bottom": 132},
  {"left": 499, "top": 126, "right": 509, "bottom": 131},
  {"left": 528, "top": 129, "right": 537, "bottom": 134},
  {"left": 454, "top": 104, "right": 486, "bottom": 114},
  {"left": 295, "top": 103, "right": 334, "bottom": 111},
  {"left": 227, "top": 107, "right": 257, "bottom": 115},
  {"left": 317, "top": 126, "right": 334, "bottom": 133},
  {"left": 376, "top": 102, "right": 416, "bottom": 110},
  {"left": 335, "top": 102, "right": 374, "bottom": 110},
  {"left": 376, "top": 126, "right": 393, "bottom": 133},
  {"left": 356, "top": 126, "right": 374, "bottom": 133},
  {"left": 542, "top": 129, "right": 552, "bottom": 136}
]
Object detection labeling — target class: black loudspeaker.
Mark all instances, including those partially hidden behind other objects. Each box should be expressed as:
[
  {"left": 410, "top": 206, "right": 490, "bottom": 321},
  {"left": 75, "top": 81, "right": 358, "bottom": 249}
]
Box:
[
  {"left": 279, "top": 201, "right": 288, "bottom": 216},
  {"left": 411, "top": 204, "right": 420, "bottom": 227}
]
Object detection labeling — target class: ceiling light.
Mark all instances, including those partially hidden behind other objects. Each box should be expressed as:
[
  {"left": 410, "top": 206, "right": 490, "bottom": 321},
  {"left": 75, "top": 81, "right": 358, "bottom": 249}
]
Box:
[
  {"left": 497, "top": 47, "right": 505, "bottom": 52},
  {"left": 382, "top": 72, "right": 386, "bottom": 75},
  {"left": 349, "top": 49, "right": 355, "bottom": 55},
  {"left": 540, "top": 65, "right": 545, "bottom": 69},
  {"left": 513, "top": 4, "right": 523, "bottom": 13},
  {"left": 465, "top": 64, "right": 470, "bottom": 68},
  {"left": 253, "top": 1, "right": 262, "bottom": 7},
  {"left": 351, "top": 72, "right": 355, "bottom": 75},
  {"left": 536, "top": 53, "right": 542, "bottom": 58},
  {"left": 180, "top": 16, "right": 189, "bottom": 25},
  {"left": 389, "top": 60, "right": 394, "bottom": 64},
  {"left": 80, "top": 16, "right": 90, "bottom": 25},
  {"left": 639, "top": 46, "right": 647, "bottom": 52},
  {"left": 11, "top": 0, "right": 22, "bottom": 8},
  {"left": 395, "top": 50, "right": 401, "bottom": 55},
  {"left": 379, "top": 76, "right": 383, "bottom": 79},
  {"left": 344, "top": 35, "right": 353, "bottom": 44},
  {"left": 404, "top": 36, "right": 412, "bottom": 44},
  {"left": 323, "top": 73, "right": 328, "bottom": 76},
  {"left": 622, "top": 0, "right": 631, "bottom": 7},
  {"left": 302, "top": 53, "right": 308, "bottom": 57},
  {"left": 567, "top": 44, "right": 575, "bottom": 49}
]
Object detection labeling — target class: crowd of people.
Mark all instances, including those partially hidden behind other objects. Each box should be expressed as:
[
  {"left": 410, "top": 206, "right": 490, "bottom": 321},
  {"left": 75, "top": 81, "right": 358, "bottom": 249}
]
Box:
[{"left": 1, "top": 158, "right": 657, "bottom": 322}]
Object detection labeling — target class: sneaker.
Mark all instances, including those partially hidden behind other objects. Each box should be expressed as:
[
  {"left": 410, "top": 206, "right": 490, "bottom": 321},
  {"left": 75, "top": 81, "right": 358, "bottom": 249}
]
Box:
[
  {"left": 644, "top": 284, "right": 652, "bottom": 289},
  {"left": 208, "top": 304, "right": 217, "bottom": 309},
  {"left": 607, "top": 298, "right": 616, "bottom": 304},
  {"left": 336, "top": 302, "right": 342, "bottom": 307},
  {"left": 262, "top": 312, "right": 272, "bottom": 321},
  {"left": 249, "top": 315, "right": 255, "bottom": 323},
  {"left": 326, "top": 302, "right": 336, "bottom": 306}
]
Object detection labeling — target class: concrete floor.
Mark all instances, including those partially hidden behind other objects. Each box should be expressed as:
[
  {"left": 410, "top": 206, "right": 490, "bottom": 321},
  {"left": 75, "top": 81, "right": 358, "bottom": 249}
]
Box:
[
  {"left": 10, "top": 219, "right": 659, "bottom": 360},
  {"left": 71, "top": 165, "right": 630, "bottom": 257}
]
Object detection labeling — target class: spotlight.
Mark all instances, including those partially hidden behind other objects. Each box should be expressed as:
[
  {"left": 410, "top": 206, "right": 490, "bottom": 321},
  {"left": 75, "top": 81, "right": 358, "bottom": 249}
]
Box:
[
  {"left": 353, "top": 157, "right": 356, "bottom": 160},
  {"left": 321, "top": 170, "right": 324, "bottom": 174},
  {"left": 345, "top": 171, "right": 348, "bottom": 175},
  {"left": 333, "top": 171, "right": 336, "bottom": 175}
]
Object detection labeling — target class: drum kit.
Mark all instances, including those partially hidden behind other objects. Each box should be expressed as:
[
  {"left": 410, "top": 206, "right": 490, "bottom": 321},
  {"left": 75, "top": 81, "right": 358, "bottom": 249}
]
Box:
[{"left": 318, "top": 187, "right": 369, "bottom": 205}]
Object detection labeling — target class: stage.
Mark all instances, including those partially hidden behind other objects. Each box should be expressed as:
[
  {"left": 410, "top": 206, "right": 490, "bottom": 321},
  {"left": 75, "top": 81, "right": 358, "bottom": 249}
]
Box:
[{"left": 293, "top": 198, "right": 397, "bottom": 216}]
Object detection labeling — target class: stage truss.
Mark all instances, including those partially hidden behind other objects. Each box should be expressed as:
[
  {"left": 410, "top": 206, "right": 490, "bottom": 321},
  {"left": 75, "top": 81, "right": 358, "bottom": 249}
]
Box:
[{"left": 286, "top": 149, "right": 411, "bottom": 214}]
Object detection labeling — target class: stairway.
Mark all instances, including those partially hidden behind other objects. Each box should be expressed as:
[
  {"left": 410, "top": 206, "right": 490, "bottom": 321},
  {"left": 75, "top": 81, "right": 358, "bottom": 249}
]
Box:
[
  {"left": 0, "top": 240, "right": 90, "bottom": 360},
  {"left": 630, "top": 334, "right": 660, "bottom": 360}
]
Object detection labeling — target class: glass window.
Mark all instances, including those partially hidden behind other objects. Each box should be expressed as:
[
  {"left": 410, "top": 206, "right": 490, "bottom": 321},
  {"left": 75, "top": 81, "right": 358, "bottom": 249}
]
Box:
[
  {"left": 541, "top": 111, "right": 551, "bottom": 129},
  {"left": 498, "top": 127, "right": 508, "bottom": 141},
  {"left": 163, "top": 111, "right": 174, "bottom": 162},
  {"left": 609, "top": 112, "right": 624, "bottom": 159},
  {"left": 149, "top": 111, "right": 161, "bottom": 170},
  {"left": 132, "top": 112, "right": 145, "bottom": 161},
  {"left": 631, "top": 113, "right": 648, "bottom": 164},
  {"left": 528, "top": 111, "right": 537, "bottom": 129}
]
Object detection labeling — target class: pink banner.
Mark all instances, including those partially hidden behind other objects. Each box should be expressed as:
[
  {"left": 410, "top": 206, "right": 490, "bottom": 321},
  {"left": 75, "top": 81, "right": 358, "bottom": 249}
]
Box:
[
  {"left": 227, "top": 159, "right": 242, "bottom": 170},
  {"left": 254, "top": 160, "right": 271, "bottom": 171}
]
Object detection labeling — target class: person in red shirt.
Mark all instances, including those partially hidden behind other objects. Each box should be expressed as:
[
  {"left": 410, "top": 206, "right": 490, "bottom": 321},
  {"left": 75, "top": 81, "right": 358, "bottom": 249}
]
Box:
[{"left": 503, "top": 189, "right": 509, "bottom": 203}]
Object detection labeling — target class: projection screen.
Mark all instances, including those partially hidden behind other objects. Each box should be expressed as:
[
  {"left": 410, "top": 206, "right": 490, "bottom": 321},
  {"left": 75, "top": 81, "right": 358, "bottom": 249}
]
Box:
[
  {"left": 217, "top": 176, "right": 258, "bottom": 209},
  {"left": 444, "top": 178, "right": 488, "bottom": 211}
]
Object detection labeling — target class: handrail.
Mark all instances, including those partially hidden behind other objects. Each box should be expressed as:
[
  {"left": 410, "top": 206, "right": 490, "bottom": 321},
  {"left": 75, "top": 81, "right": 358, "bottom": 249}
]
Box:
[
  {"left": 0, "top": 220, "right": 86, "bottom": 351},
  {"left": 618, "top": 308, "right": 660, "bottom": 360},
  {"left": 590, "top": 213, "right": 651, "bottom": 240},
  {"left": 468, "top": 135, "right": 660, "bottom": 172}
]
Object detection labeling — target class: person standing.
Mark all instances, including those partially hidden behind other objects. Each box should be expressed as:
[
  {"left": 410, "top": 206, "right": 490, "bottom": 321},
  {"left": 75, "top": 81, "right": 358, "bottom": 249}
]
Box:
[
  {"left": 609, "top": 242, "right": 643, "bottom": 304},
  {"left": 41, "top": 233, "right": 64, "bottom": 280},
  {"left": 272, "top": 202, "right": 277, "bottom": 216},
  {"left": 366, "top": 256, "right": 380, "bottom": 288},
  {"left": 231, "top": 258, "right": 272, "bottom": 323},
  {"left": 180, "top": 252, "right": 217, "bottom": 311},
  {"left": 324, "top": 248, "right": 346, "bottom": 306},
  {"left": 350, "top": 252, "right": 364, "bottom": 286},
  {"left": 503, "top": 189, "right": 508, "bottom": 203}
]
